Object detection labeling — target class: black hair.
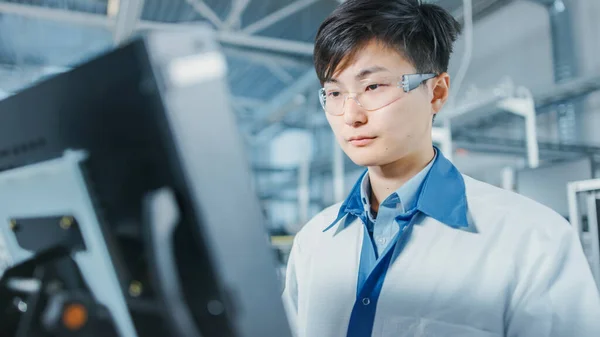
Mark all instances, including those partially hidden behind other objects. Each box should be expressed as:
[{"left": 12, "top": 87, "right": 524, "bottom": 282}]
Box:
[{"left": 314, "top": 0, "right": 462, "bottom": 84}]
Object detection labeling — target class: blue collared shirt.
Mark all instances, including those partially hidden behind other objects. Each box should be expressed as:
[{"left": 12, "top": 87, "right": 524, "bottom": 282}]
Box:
[
  {"left": 360, "top": 150, "right": 437, "bottom": 257},
  {"left": 322, "top": 146, "right": 469, "bottom": 337}
]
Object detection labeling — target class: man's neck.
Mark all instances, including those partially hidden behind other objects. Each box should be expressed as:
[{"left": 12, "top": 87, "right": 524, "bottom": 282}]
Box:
[{"left": 368, "top": 146, "right": 435, "bottom": 213}]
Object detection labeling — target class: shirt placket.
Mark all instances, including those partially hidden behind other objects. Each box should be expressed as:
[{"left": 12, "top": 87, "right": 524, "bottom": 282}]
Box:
[
  {"left": 374, "top": 197, "right": 402, "bottom": 256},
  {"left": 346, "top": 212, "right": 418, "bottom": 337}
]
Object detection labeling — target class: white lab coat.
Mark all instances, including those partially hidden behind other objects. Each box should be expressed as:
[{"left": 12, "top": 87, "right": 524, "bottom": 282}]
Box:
[{"left": 282, "top": 175, "right": 600, "bottom": 337}]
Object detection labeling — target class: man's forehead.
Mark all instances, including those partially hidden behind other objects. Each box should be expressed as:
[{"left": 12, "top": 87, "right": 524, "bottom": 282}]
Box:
[{"left": 329, "top": 42, "right": 410, "bottom": 81}]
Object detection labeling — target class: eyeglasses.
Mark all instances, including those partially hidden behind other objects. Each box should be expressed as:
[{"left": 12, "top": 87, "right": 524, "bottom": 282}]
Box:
[{"left": 318, "top": 73, "right": 437, "bottom": 116}]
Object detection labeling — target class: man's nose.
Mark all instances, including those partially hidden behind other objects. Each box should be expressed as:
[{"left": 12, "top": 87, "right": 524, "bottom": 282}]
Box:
[{"left": 343, "top": 96, "right": 368, "bottom": 126}]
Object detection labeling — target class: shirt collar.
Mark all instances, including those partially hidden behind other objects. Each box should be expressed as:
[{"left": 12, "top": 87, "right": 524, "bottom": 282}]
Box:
[
  {"left": 359, "top": 151, "right": 436, "bottom": 218},
  {"left": 323, "top": 146, "right": 468, "bottom": 232}
]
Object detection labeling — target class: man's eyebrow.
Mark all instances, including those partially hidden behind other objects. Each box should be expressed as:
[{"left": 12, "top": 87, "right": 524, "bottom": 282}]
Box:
[
  {"left": 356, "top": 66, "right": 390, "bottom": 80},
  {"left": 324, "top": 66, "right": 390, "bottom": 84}
]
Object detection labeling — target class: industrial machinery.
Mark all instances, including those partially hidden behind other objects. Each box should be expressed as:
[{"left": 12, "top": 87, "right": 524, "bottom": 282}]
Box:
[
  {"left": 0, "top": 27, "right": 292, "bottom": 337},
  {"left": 568, "top": 178, "right": 600, "bottom": 291}
]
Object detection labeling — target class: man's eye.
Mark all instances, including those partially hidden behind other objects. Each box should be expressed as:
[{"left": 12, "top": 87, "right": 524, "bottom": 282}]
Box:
[
  {"left": 366, "top": 84, "right": 380, "bottom": 91},
  {"left": 327, "top": 91, "right": 341, "bottom": 97}
]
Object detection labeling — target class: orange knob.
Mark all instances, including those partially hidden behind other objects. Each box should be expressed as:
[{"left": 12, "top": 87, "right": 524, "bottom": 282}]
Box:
[{"left": 62, "top": 303, "right": 88, "bottom": 331}]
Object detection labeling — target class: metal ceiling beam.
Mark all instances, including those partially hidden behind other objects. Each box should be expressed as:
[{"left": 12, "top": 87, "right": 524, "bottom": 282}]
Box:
[
  {"left": 241, "top": 0, "right": 320, "bottom": 35},
  {"left": 0, "top": 2, "right": 314, "bottom": 57},
  {"left": 452, "top": 0, "right": 516, "bottom": 22},
  {"left": 535, "top": 75, "right": 600, "bottom": 110},
  {"left": 216, "top": 31, "right": 313, "bottom": 56},
  {"left": 453, "top": 134, "right": 600, "bottom": 158},
  {"left": 138, "top": 21, "right": 314, "bottom": 55},
  {"left": 183, "top": 0, "right": 224, "bottom": 29},
  {"left": 250, "top": 69, "right": 318, "bottom": 134},
  {"left": 0, "top": 1, "right": 114, "bottom": 27},
  {"left": 264, "top": 62, "right": 294, "bottom": 83},
  {"left": 113, "top": 0, "right": 145, "bottom": 45},
  {"left": 221, "top": 46, "right": 311, "bottom": 69},
  {"left": 232, "top": 96, "right": 266, "bottom": 109},
  {"left": 223, "top": 0, "right": 251, "bottom": 30}
]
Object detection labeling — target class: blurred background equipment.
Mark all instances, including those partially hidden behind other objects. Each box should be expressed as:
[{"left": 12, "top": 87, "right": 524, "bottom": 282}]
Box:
[
  {"left": 567, "top": 178, "right": 600, "bottom": 290},
  {"left": 0, "top": 0, "right": 598, "bottom": 291},
  {"left": 0, "top": 28, "right": 292, "bottom": 337}
]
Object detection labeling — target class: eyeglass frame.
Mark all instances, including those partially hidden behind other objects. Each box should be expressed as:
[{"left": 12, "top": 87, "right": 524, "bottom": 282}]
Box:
[{"left": 318, "top": 73, "right": 438, "bottom": 115}]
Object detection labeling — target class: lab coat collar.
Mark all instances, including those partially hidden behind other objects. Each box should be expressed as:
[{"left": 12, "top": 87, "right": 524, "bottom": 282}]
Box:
[{"left": 323, "top": 146, "right": 469, "bottom": 232}]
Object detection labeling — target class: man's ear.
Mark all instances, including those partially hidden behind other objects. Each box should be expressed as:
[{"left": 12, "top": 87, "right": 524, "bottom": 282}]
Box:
[{"left": 431, "top": 73, "right": 450, "bottom": 114}]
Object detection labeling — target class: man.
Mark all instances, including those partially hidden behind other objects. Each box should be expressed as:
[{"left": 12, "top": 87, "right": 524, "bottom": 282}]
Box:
[{"left": 282, "top": 0, "right": 600, "bottom": 336}]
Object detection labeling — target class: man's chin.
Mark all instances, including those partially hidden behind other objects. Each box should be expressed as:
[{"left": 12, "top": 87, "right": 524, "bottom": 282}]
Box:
[{"left": 347, "top": 155, "right": 387, "bottom": 168}]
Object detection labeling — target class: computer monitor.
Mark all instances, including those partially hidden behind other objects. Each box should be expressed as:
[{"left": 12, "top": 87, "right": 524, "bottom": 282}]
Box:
[{"left": 0, "top": 27, "right": 292, "bottom": 337}]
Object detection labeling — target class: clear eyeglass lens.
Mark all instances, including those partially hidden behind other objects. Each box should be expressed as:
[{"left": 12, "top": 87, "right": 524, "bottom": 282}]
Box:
[{"left": 320, "top": 84, "right": 405, "bottom": 115}]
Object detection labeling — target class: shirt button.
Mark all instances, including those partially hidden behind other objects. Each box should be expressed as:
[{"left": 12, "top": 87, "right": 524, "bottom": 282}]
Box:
[
  {"left": 362, "top": 298, "right": 370, "bottom": 305},
  {"left": 377, "top": 237, "right": 386, "bottom": 245}
]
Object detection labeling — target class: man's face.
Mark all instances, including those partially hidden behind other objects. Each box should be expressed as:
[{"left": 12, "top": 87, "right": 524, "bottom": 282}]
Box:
[{"left": 323, "top": 40, "right": 444, "bottom": 167}]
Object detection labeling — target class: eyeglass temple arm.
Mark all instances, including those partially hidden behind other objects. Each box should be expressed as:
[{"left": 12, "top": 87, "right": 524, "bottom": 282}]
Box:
[{"left": 401, "top": 73, "right": 437, "bottom": 92}]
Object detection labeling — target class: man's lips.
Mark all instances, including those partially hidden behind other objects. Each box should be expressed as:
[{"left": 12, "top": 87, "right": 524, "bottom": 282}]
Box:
[{"left": 347, "top": 136, "right": 376, "bottom": 146}]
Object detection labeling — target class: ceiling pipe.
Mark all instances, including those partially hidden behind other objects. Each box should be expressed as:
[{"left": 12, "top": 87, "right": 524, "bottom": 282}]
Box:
[{"left": 530, "top": 0, "right": 580, "bottom": 144}]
